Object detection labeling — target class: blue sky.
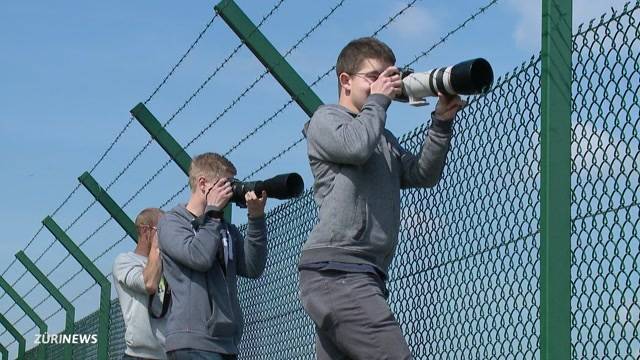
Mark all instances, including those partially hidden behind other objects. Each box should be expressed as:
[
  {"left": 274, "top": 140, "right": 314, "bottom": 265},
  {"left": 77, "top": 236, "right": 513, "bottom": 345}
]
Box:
[{"left": 0, "top": 0, "right": 632, "bottom": 356}]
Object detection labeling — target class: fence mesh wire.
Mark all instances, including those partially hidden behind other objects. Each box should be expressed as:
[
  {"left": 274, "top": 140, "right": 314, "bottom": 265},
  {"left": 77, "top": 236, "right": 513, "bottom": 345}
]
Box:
[
  {"left": 570, "top": 2, "right": 640, "bottom": 359},
  {"left": 237, "top": 53, "right": 542, "bottom": 359},
  {"left": 19, "top": 2, "right": 639, "bottom": 359}
]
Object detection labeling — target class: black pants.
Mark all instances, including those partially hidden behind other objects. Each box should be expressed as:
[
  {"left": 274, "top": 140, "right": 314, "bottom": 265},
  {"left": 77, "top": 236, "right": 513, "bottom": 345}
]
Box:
[
  {"left": 166, "top": 349, "right": 237, "bottom": 360},
  {"left": 299, "top": 270, "right": 412, "bottom": 360},
  {"left": 122, "top": 354, "right": 159, "bottom": 360}
]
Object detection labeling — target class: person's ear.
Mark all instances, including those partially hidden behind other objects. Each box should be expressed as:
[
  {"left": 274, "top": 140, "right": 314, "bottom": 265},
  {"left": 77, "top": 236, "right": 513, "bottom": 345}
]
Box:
[
  {"left": 198, "top": 176, "right": 207, "bottom": 194},
  {"left": 339, "top": 72, "right": 352, "bottom": 93}
]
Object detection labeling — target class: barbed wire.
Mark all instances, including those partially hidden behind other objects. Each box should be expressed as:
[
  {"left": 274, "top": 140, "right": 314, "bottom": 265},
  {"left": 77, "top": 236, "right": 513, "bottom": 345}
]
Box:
[
  {"left": 243, "top": 136, "right": 306, "bottom": 181},
  {"left": 2, "top": 3, "right": 348, "bottom": 325},
  {"left": 132, "top": 0, "right": 420, "bottom": 205},
  {"left": 78, "top": 0, "right": 349, "bottom": 223},
  {"left": 0, "top": 0, "right": 295, "bottom": 335},
  {"left": 404, "top": 0, "right": 500, "bottom": 68},
  {"left": 0, "top": 11, "right": 220, "bottom": 308},
  {"left": 0, "top": 0, "right": 419, "bottom": 328},
  {"left": 100, "top": 0, "right": 288, "bottom": 194},
  {"left": 242, "top": 0, "right": 501, "bottom": 179},
  {"left": 6, "top": 231, "right": 128, "bottom": 332},
  {"left": 0, "top": 0, "right": 285, "bottom": 324},
  {"left": 222, "top": 0, "right": 346, "bottom": 158},
  {"left": 2, "top": 0, "right": 503, "bottom": 341},
  {"left": 240, "top": 0, "right": 420, "bottom": 178}
]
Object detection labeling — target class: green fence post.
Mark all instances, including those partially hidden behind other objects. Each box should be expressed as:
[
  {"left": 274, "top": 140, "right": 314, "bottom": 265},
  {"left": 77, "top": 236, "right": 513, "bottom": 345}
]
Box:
[
  {"left": 15, "top": 251, "right": 74, "bottom": 360},
  {"left": 130, "top": 103, "right": 191, "bottom": 176},
  {"left": 540, "top": 0, "right": 572, "bottom": 359},
  {"left": 42, "top": 216, "right": 110, "bottom": 360},
  {"left": 0, "top": 342, "right": 8, "bottom": 360},
  {"left": 0, "top": 276, "right": 47, "bottom": 360},
  {"left": 130, "top": 103, "right": 233, "bottom": 222},
  {"left": 214, "top": 0, "right": 324, "bottom": 117},
  {"left": 0, "top": 314, "right": 24, "bottom": 360},
  {"left": 78, "top": 172, "right": 138, "bottom": 242}
]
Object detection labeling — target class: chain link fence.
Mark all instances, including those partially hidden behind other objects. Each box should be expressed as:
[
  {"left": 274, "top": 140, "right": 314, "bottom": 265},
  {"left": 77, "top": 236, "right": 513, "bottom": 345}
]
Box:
[
  {"left": 19, "top": 1, "right": 639, "bottom": 359},
  {"left": 238, "top": 53, "right": 542, "bottom": 358},
  {"left": 237, "top": 2, "right": 639, "bottom": 359},
  {"left": 571, "top": 2, "right": 640, "bottom": 359}
]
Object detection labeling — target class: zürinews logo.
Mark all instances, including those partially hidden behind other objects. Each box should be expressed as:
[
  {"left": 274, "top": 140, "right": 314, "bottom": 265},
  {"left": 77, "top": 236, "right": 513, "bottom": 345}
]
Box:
[{"left": 34, "top": 333, "right": 98, "bottom": 345}]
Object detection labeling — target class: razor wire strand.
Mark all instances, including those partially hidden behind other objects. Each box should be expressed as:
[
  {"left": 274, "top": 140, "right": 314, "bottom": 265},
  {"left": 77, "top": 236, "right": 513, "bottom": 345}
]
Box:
[
  {"left": 84, "top": 0, "right": 349, "bottom": 222},
  {"left": 141, "top": 0, "right": 420, "bottom": 211},
  {"left": 101, "top": 0, "right": 288, "bottom": 194},
  {"left": 241, "top": 0, "right": 499, "bottom": 180},
  {"left": 0, "top": 0, "right": 317, "bottom": 334},
  {"left": 89, "top": 0, "right": 342, "bottom": 221},
  {"left": 1, "top": 0, "right": 498, "bottom": 346},
  {"left": 6, "top": 0, "right": 392, "bottom": 325},
  {"left": 0, "top": 0, "right": 284, "bottom": 315},
  {"left": 0, "top": 0, "right": 489, "bottom": 334},
  {"left": 0, "top": 11, "right": 220, "bottom": 311},
  {"left": 2, "top": 215, "right": 118, "bottom": 330},
  {"left": 47, "top": 0, "right": 348, "bottom": 269},
  {"left": 404, "top": 0, "right": 500, "bottom": 68},
  {"left": 0, "top": 197, "right": 112, "bottom": 319},
  {"left": 8, "top": 231, "right": 129, "bottom": 346},
  {"left": 18, "top": 2, "right": 640, "bottom": 357},
  {"left": 221, "top": 0, "right": 346, "bottom": 158},
  {"left": 157, "top": 0, "right": 416, "bottom": 201},
  {"left": 143, "top": 13, "right": 220, "bottom": 105},
  {"left": 228, "top": 0, "right": 422, "bottom": 179}
]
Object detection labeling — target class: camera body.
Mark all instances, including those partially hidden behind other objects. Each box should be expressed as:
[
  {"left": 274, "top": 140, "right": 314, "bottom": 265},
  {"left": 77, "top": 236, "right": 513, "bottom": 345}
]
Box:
[
  {"left": 230, "top": 173, "right": 304, "bottom": 207},
  {"left": 396, "top": 58, "right": 494, "bottom": 106}
]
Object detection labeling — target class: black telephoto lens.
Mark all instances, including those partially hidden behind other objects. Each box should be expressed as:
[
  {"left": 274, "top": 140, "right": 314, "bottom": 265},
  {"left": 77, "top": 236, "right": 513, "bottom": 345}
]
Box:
[{"left": 230, "top": 173, "right": 304, "bottom": 207}]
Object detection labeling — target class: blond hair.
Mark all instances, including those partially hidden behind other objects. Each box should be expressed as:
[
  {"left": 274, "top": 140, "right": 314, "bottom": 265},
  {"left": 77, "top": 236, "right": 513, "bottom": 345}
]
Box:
[
  {"left": 188, "top": 152, "right": 237, "bottom": 192},
  {"left": 135, "top": 208, "right": 164, "bottom": 237}
]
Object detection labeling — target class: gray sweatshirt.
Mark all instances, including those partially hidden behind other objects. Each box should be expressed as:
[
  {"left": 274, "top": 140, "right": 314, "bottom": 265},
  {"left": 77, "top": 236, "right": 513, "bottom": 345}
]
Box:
[
  {"left": 158, "top": 204, "right": 267, "bottom": 355},
  {"left": 299, "top": 94, "right": 453, "bottom": 275},
  {"left": 113, "top": 252, "right": 167, "bottom": 359}
]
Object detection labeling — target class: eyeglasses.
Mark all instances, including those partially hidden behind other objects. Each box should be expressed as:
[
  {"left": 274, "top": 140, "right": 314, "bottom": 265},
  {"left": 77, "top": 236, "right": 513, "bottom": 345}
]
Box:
[
  {"left": 138, "top": 225, "right": 157, "bottom": 231},
  {"left": 350, "top": 71, "right": 381, "bottom": 82}
]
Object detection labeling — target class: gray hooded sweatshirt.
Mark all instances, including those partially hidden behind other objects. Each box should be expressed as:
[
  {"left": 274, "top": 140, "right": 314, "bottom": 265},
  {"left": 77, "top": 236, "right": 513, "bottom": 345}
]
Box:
[
  {"left": 299, "top": 94, "right": 453, "bottom": 276},
  {"left": 158, "top": 204, "right": 267, "bottom": 355}
]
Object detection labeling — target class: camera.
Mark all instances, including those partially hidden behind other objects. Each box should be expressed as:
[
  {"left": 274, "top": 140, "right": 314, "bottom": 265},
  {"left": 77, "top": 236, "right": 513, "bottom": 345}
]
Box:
[
  {"left": 396, "top": 58, "right": 494, "bottom": 106},
  {"left": 230, "top": 173, "right": 304, "bottom": 207}
]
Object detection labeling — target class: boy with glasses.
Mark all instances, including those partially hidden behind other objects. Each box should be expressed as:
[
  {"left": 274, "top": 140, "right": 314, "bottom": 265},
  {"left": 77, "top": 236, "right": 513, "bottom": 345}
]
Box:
[
  {"left": 298, "top": 37, "right": 465, "bottom": 359},
  {"left": 113, "top": 207, "right": 166, "bottom": 359}
]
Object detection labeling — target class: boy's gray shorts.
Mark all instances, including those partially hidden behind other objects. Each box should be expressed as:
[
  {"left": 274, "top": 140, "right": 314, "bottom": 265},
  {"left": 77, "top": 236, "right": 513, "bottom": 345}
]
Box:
[{"left": 299, "top": 269, "right": 412, "bottom": 360}]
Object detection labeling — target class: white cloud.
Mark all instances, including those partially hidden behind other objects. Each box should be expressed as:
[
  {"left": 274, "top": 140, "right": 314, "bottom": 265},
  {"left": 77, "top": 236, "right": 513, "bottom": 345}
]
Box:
[
  {"left": 509, "top": 0, "right": 541, "bottom": 51},
  {"left": 507, "top": 0, "right": 630, "bottom": 52},
  {"left": 389, "top": 3, "right": 438, "bottom": 39}
]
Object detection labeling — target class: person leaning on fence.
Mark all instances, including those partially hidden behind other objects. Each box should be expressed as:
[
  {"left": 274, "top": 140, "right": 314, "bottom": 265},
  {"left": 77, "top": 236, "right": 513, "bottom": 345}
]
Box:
[
  {"left": 298, "top": 37, "right": 465, "bottom": 359},
  {"left": 158, "top": 152, "right": 268, "bottom": 360},
  {"left": 113, "top": 207, "right": 167, "bottom": 360}
]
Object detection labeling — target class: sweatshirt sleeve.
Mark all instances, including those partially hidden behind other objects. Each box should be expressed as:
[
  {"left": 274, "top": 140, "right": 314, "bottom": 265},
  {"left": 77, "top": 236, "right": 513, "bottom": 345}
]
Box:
[
  {"left": 306, "top": 94, "right": 390, "bottom": 165},
  {"left": 399, "top": 115, "right": 454, "bottom": 189},
  {"left": 157, "top": 211, "right": 223, "bottom": 272},
  {"left": 112, "top": 254, "right": 146, "bottom": 294},
  {"left": 231, "top": 216, "right": 267, "bottom": 279}
]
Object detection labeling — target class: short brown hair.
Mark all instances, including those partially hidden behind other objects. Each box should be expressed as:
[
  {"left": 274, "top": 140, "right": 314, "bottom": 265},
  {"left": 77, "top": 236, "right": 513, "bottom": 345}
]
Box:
[
  {"left": 336, "top": 37, "right": 396, "bottom": 78},
  {"left": 188, "top": 152, "right": 237, "bottom": 192},
  {"left": 135, "top": 208, "right": 164, "bottom": 236}
]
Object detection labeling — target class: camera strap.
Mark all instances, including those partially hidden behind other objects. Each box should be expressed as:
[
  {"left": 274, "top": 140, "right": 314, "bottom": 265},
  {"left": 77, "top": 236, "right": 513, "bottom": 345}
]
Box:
[{"left": 148, "top": 275, "right": 171, "bottom": 319}]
